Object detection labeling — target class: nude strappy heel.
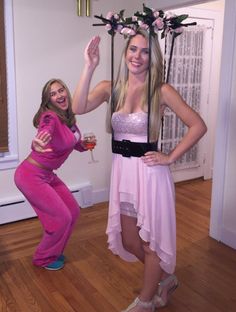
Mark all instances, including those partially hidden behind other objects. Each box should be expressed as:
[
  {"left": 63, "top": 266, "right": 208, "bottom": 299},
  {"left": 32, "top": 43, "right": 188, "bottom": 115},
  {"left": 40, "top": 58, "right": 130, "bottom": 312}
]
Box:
[
  {"left": 121, "top": 297, "right": 155, "bottom": 312},
  {"left": 153, "top": 274, "right": 178, "bottom": 308}
]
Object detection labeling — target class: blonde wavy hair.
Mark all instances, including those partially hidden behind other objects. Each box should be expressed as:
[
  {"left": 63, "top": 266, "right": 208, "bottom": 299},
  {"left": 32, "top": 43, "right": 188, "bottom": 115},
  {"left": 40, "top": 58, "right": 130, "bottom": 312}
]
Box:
[
  {"left": 107, "top": 29, "right": 164, "bottom": 142},
  {"left": 33, "top": 78, "right": 76, "bottom": 128}
]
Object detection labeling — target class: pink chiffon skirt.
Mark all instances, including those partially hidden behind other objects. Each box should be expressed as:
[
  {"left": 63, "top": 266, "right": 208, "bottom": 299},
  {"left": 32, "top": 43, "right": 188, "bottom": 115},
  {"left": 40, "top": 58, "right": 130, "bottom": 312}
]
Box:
[{"left": 106, "top": 138, "right": 176, "bottom": 274}]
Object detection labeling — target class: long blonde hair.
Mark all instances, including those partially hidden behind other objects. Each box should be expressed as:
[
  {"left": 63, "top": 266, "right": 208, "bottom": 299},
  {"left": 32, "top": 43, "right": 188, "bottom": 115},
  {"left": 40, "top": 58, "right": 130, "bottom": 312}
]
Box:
[
  {"left": 107, "top": 29, "right": 164, "bottom": 142},
  {"left": 33, "top": 78, "right": 76, "bottom": 128}
]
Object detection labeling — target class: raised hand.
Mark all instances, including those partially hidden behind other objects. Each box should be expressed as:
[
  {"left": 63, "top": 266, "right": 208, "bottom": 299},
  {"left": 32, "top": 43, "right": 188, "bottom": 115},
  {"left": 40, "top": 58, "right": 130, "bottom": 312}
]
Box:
[
  {"left": 84, "top": 36, "right": 101, "bottom": 69},
  {"left": 32, "top": 131, "right": 52, "bottom": 153}
]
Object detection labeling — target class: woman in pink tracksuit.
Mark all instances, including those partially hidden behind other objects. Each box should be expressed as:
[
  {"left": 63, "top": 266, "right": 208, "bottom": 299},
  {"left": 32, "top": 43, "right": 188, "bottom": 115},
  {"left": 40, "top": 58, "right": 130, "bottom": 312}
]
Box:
[{"left": 14, "top": 78, "right": 87, "bottom": 270}]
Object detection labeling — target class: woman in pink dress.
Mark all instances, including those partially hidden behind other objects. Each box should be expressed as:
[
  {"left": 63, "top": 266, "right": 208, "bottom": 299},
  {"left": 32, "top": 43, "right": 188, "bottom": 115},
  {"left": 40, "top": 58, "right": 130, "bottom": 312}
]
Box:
[{"left": 72, "top": 30, "right": 207, "bottom": 312}]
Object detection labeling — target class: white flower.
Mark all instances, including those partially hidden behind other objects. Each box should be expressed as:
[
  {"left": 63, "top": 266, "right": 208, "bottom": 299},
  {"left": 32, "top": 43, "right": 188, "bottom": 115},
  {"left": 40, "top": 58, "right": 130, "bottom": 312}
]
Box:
[
  {"left": 165, "top": 11, "right": 176, "bottom": 19},
  {"left": 105, "top": 24, "right": 112, "bottom": 31},
  {"left": 121, "top": 27, "right": 136, "bottom": 36}
]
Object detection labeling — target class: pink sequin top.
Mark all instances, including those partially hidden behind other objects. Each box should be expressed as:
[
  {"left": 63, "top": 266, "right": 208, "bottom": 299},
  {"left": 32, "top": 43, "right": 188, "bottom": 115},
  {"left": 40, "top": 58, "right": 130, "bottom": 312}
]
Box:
[{"left": 111, "top": 111, "right": 148, "bottom": 142}]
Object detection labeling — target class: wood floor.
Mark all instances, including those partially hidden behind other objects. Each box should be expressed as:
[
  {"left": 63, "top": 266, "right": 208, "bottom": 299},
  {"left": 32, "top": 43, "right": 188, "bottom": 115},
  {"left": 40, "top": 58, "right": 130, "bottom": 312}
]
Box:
[{"left": 0, "top": 179, "right": 235, "bottom": 312}]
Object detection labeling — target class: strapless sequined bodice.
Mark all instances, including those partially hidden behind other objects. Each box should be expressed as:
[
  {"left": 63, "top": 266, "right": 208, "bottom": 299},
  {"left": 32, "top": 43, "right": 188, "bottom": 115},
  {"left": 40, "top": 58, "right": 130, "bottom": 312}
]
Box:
[{"left": 112, "top": 111, "right": 148, "bottom": 139}]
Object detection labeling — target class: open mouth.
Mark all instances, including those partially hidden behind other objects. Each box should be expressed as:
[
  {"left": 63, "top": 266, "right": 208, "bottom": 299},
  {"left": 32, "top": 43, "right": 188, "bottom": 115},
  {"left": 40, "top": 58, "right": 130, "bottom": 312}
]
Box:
[
  {"left": 57, "top": 97, "right": 66, "bottom": 104},
  {"left": 56, "top": 97, "right": 68, "bottom": 109}
]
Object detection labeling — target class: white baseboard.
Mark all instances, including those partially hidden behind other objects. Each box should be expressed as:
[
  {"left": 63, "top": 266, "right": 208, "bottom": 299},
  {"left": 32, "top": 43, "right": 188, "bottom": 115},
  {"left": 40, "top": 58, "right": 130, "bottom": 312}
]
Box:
[
  {"left": 0, "top": 183, "right": 109, "bottom": 225},
  {"left": 0, "top": 199, "right": 36, "bottom": 224}
]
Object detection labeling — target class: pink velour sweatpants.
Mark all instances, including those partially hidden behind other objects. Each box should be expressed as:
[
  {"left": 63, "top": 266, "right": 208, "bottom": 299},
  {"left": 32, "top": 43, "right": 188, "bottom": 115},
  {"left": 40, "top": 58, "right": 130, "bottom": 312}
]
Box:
[{"left": 14, "top": 159, "right": 80, "bottom": 266}]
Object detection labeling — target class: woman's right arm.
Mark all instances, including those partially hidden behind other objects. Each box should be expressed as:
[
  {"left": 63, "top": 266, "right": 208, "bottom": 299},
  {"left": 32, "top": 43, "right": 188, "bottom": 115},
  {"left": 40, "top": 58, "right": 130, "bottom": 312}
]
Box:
[
  {"left": 31, "top": 112, "right": 57, "bottom": 153},
  {"left": 72, "top": 36, "right": 111, "bottom": 114},
  {"left": 32, "top": 131, "right": 52, "bottom": 153}
]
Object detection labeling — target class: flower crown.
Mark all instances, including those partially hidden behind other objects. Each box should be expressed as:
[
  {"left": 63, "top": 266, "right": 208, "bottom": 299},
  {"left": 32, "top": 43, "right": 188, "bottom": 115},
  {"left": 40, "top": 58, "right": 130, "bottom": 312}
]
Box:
[{"left": 93, "top": 4, "right": 196, "bottom": 38}]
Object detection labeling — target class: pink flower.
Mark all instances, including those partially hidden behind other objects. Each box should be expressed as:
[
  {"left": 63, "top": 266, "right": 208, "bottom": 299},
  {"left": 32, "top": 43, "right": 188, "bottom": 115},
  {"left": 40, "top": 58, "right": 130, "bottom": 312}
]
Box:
[
  {"left": 132, "top": 16, "right": 138, "bottom": 22},
  {"left": 174, "top": 27, "right": 184, "bottom": 34},
  {"left": 153, "top": 10, "right": 160, "bottom": 18},
  {"left": 116, "top": 25, "right": 123, "bottom": 33},
  {"left": 138, "top": 20, "right": 149, "bottom": 30},
  {"left": 114, "top": 13, "right": 119, "bottom": 20},
  {"left": 153, "top": 17, "right": 164, "bottom": 30},
  {"left": 106, "top": 11, "right": 114, "bottom": 20},
  {"left": 140, "top": 23, "right": 149, "bottom": 30}
]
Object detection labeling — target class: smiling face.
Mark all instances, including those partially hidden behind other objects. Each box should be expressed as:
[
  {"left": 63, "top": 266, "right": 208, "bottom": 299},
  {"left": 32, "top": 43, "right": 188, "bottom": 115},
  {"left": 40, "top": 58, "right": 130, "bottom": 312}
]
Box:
[
  {"left": 125, "top": 34, "right": 149, "bottom": 77},
  {"left": 49, "top": 82, "right": 69, "bottom": 111}
]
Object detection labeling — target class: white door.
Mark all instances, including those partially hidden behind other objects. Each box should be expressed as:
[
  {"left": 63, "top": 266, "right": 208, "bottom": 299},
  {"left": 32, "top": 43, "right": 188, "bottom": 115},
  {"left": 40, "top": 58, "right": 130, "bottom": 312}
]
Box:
[{"left": 159, "top": 17, "right": 213, "bottom": 182}]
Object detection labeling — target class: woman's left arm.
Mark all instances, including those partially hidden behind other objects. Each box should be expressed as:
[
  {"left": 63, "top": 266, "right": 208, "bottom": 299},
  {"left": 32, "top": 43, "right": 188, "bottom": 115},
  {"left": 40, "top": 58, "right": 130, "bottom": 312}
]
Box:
[
  {"left": 142, "top": 83, "right": 207, "bottom": 166},
  {"left": 162, "top": 83, "right": 207, "bottom": 163}
]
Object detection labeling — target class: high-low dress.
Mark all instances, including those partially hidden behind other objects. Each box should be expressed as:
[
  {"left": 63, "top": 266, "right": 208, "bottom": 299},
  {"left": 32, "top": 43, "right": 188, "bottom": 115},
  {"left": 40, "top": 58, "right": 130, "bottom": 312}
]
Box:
[{"left": 106, "top": 111, "right": 176, "bottom": 274}]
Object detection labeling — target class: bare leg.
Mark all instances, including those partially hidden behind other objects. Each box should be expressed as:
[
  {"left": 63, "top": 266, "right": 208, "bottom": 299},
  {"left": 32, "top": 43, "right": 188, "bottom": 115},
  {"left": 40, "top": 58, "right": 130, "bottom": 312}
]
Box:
[
  {"left": 139, "top": 243, "right": 162, "bottom": 301},
  {"left": 120, "top": 214, "right": 145, "bottom": 262},
  {"left": 121, "top": 243, "right": 163, "bottom": 312},
  {"left": 121, "top": 214, "right": 162, "bottom": 312}
]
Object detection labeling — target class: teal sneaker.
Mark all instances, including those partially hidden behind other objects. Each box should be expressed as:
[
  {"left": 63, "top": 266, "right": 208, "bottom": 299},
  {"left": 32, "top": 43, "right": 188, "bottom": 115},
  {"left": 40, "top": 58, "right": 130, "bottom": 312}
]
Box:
[
  {"left": 44, "top": 260, "right": 64, "bottom": 271},
  {"left": 57, "top": 254, "right": 65, "bottom": 262}
]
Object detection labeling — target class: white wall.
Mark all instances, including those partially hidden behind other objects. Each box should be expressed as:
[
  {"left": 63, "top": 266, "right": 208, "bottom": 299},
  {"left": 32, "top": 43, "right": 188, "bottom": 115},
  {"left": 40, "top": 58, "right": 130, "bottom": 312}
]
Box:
[{"left": 0, "top": 0, "right": 143, "bottom": 209}]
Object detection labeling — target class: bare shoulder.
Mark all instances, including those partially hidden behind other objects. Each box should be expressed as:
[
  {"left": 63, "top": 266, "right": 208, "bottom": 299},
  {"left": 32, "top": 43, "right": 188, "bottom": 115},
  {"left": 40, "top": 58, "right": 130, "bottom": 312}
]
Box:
[
  {"left": 160, "top": 83, "right": 181, "bottom": 102},
  {"left": 160, "top": 83, "right": 186, "bottom": 109},
  {"left": 160, "top": 83, "right": 173, "bottom": 94}
]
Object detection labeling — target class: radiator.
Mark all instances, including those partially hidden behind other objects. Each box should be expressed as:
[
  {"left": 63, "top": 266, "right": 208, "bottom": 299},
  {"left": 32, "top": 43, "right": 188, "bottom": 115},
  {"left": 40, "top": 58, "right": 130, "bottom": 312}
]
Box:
[{"left": 0, "top": 182, "right": 93, "bottom": 225}]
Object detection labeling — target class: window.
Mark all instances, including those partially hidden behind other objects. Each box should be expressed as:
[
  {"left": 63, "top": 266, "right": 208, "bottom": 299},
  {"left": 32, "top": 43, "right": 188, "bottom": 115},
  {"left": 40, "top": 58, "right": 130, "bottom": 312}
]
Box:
[{"left": 0, "top": 0, "right": 18, "bottom": 169}]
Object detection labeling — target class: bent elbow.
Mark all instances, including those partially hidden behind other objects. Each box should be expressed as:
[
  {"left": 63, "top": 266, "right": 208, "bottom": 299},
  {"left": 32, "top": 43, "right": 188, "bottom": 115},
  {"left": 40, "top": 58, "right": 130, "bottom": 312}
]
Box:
[
  {"left": 202, "top": 121, "right": 208, "bottom": 135},
  {"left": 199, "top": 121, "right": 207, "bottom": 139}
]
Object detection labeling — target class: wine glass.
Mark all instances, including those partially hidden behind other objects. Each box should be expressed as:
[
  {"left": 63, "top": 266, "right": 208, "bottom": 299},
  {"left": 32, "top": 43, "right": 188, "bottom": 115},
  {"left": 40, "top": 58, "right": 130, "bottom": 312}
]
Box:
[{"left": 83, "top": 132, "right": 98, "bottom": 163}]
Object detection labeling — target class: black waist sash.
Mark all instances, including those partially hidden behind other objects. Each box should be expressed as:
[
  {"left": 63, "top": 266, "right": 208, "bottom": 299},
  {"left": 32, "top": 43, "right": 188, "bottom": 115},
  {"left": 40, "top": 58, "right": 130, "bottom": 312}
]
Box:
[{"left": 112, "top": 139, "right": 158, "bottom": 158}]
